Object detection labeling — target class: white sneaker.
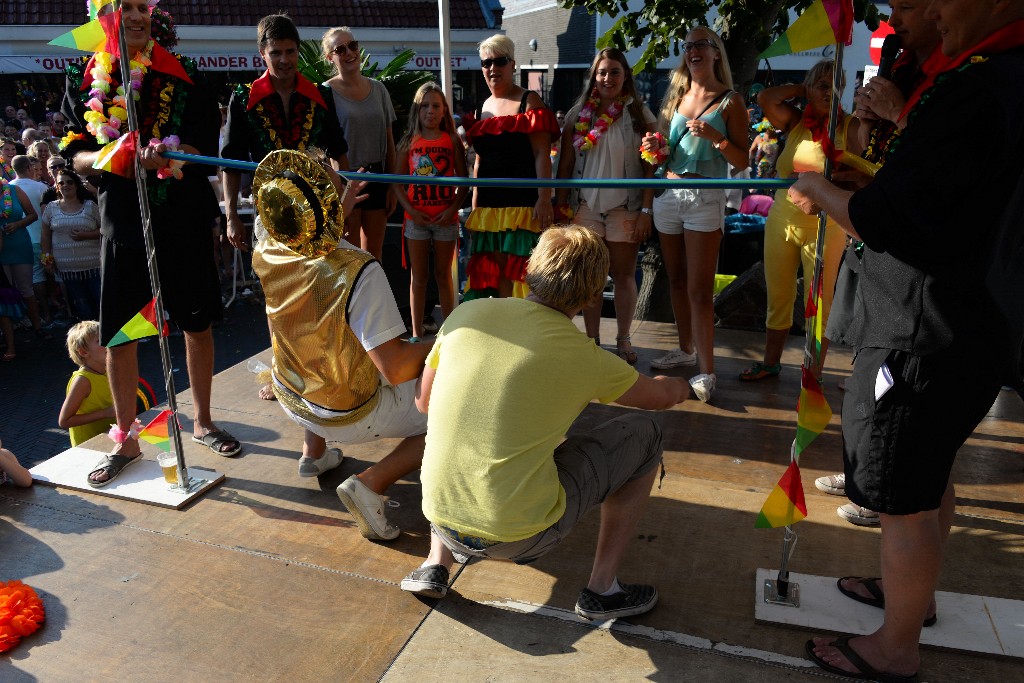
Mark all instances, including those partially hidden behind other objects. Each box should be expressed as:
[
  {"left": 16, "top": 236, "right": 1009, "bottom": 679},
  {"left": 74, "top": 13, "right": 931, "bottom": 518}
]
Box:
[
  {"left": 689, "top": 373, "right": 716, "bottom": 403},
  {"left": 297, "top": 447, "right": 344, "bottom": 478},
  {"left": 814, "top": 473, "right": 845, "bottom": 495},
  {"left": 336, "top": 475, "right": 401, "bottom": 540},
  {"left": 651, "top": 347, "right": 697, "bottom": 369},
  {"left": 837, "top": 502, "right": 880, "bottom": 527}
]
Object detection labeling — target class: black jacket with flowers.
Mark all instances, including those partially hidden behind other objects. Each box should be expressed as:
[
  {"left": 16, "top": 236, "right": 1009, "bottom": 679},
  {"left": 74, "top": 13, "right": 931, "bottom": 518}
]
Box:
[{"left": 61, "top": 52, "right": 220, "bottom": 248}]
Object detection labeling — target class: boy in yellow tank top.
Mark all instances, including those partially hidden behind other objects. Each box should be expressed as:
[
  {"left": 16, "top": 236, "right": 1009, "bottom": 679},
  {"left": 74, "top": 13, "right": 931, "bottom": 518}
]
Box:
[{"left": 59, "top": 321, "right": 115, "bottom": 446}]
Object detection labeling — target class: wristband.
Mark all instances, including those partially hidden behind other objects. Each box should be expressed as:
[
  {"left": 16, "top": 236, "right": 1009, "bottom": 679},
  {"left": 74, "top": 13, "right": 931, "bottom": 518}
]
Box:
[
  {"left": 714, "top": 137, "right": 730, "bottom": 150},
  {"left": 40, "top": 253, "right": 54, "bottom": 266}
]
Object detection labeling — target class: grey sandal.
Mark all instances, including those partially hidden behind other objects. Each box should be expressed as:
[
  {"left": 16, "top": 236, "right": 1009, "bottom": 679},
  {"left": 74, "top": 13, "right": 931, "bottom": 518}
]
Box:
[{"left": 87, "top": 452, "right": 142, "bottom": 489}]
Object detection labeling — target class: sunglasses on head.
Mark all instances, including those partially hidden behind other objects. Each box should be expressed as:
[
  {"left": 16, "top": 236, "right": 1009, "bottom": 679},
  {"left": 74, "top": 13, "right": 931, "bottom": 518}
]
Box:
[
  {"left": 330, "top": 40, "right": 359, "bottom": 56},
  {"left": 682, "top": 39, "right": 715, "bottom": 52},
  {"left": 481, "top": 56, "right": 510, "bottom": 69}
]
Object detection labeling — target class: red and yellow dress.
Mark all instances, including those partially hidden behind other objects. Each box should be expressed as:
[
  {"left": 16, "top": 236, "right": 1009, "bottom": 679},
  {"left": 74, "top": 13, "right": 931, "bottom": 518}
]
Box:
[{"left": 464, "top": 92, "right": 558, "bottom": 300}]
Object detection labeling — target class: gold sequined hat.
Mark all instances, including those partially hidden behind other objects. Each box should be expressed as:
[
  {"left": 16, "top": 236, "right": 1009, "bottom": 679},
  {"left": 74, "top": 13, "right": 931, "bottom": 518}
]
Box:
[{"left": 253, "top": 149, "right": 342, "bottom": 258}]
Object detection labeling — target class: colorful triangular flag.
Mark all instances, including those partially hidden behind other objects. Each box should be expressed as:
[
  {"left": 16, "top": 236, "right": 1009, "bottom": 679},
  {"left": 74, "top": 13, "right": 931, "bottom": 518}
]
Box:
[
  {"left": 107, "top": 297, "right": 168, "bottom": 347},
  {"left": 92, "top": 130, "right": 138, "bottom": 177},
  {"left": 88, "top": 0, "right": 116, "bottom": 22},
  {"left": 139, "top": 409, "right": 174, "bottom": 452},
  {"left": 795, "top": 366, "right": 833, "bottom": 456},
  {"left": 755, "top": 460, "right": 808, "bottom": 528},
  {"left": 759, "top": 0, "right": 854, "bottom": 58},
  {"left": 47, "top": 19, "right": 107, "bottom": 53}
]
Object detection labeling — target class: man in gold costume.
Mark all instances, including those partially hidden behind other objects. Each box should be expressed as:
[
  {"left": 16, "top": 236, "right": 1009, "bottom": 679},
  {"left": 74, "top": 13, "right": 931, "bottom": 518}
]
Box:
[{"left": 252, "top": 149, "right": 430, "bottom": 541}]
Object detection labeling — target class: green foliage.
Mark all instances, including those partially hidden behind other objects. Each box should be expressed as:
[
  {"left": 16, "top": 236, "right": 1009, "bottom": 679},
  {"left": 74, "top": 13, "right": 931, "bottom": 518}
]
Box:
[
  {"left": 561, "top": 0, "right": 883, "bottom": 88},
  {"left": 296, "top": 40, "right": 433, "bottom": 127}
]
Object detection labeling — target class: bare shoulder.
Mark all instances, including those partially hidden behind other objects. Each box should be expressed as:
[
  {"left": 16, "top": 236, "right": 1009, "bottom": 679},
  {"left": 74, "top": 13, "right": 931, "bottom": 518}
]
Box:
[{"left": 524, "top": 90, "right": 548, "bottom": 111}]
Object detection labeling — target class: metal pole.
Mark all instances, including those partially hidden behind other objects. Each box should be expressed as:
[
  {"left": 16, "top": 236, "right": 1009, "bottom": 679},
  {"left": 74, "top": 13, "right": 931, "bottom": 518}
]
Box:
[
  {"left": 805, "top": 41, "right": 845, "bottom": 372},
  {"left": 768, "top": 41, "right": 846, "bottom": 608},
  {"left": 113, "top": 2, "right": 189, "bottom": 490},
  {"left": 437, "top": 0, "right": 459, "bottom": 306}
]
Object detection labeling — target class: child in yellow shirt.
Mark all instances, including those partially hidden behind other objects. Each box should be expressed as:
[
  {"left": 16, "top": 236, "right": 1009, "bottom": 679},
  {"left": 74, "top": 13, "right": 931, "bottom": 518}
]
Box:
[{"left": 59, "top": 321, "right": 115, "bottom": 446}]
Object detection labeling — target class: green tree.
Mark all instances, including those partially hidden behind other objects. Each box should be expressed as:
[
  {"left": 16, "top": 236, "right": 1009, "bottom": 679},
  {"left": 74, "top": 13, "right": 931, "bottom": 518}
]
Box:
[
  {"left": 296, "top": 40, "right": 433, "bottom": 132},
  {"left": 558, "top": 0, "right": 884, "bottom": 93}
]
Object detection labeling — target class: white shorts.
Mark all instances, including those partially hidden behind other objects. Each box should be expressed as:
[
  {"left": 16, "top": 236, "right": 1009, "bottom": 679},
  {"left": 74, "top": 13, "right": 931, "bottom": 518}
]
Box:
[
  {"left": 279, "top": 378, "right": 427, "bottom": 445},
  {"left": 575, "top": 203, "right": 640, "bottom": 243},
  {"left": 653, "top": 187, "right": 725, "bottom": 234}
]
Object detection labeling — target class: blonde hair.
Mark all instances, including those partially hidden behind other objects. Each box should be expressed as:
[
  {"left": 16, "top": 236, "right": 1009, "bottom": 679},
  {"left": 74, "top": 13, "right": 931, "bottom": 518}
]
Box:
[
  {"left": 803, "top": 59, "right": 846, "bottom": 96},
  {"left": 525, "top": 226, "right": 609, "bottom": 312},
  {"left": 397, "top": 82, "right": 463, "bottom": 152},
  {"left": 28, "top": 139, "right": 55, "bottom": 158},
  {"left": 479, "top": 34, "right": 515, "bottom": 61},
  {"left": 321, "top": 26, "right": 356, "bottom": 75},
  {"left": 66, "top": 320, "right": 100, "bottom": 367},
  {"left": 658, "top": 27, "right": 735, "bottom": 129}
]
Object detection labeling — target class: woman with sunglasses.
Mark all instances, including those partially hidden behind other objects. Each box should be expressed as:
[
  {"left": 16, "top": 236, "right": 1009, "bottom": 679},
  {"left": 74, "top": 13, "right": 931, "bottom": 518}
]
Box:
[
  {"left": 641, "top": 27, "right": 749, "bottom": 403},
  {"left": 554, "top": 47, "right": 657, "bottom": 364},
  {"left": 322, "top": 27, "right": 397, "bottom": 260},
  {"left": 463, "top": 34, "right": 559, "bottom": 300},
  {"left": 740, "top": 60, "right": 863, "bottom": 384},
  {"left": 40, "top": 170, "right": 101, "bottom": 320}
]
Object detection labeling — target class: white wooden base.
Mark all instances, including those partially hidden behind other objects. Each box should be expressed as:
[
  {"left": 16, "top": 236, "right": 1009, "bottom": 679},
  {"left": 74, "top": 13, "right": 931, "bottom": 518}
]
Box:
[
  {"left": 755, "top": 568, "right": 1024, "bottom": 658},
  {"left": 30, "top": 446, "right": 224, "bottom": 510}
]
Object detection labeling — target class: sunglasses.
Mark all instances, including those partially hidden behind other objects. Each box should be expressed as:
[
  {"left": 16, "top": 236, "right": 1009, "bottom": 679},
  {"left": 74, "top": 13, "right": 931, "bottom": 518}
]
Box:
[
  {"left": 330, "top": 40, "right": 359, "bottom": 56},
  {"left": 481, "top": 56, "right": 511, "bottom": 69},
  {"left": 682, "top": 39, "right": 715, "bottom": 52}
]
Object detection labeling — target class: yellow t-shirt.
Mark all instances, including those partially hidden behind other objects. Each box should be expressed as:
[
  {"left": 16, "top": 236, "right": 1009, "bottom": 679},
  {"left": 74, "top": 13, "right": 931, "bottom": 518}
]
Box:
[
  {"left": 66, "top": 368, "right": 114, "bottom": 446},
  {"left": 420, "top": 298, "right": 639, "bottom": 542}
]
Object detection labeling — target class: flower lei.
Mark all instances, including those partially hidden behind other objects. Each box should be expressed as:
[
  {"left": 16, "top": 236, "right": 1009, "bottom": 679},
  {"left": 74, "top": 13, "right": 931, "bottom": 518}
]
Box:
[
  {"left": 0, "top": 179, "right": 13, "bottom": 219},
  {"left": 0, "top": 580, "right": 45, "bottom": 653},
  {"left": 573, "top": 90, "right": 627, "bottom": 152},
  {"left": 58, "top": 130, "right": 86, "bottom": 151},
  {"left": 0, "top": 160, "right": 14, "bottom": 183},
  {"left": 640, "top": 131, "right": 668, "bottom": 165},
  {"left": 83, "top": 42, "right": 154, "bottom": 145},
  {"left": 150, "top": 135, "right": 183, "bottom": 179}
]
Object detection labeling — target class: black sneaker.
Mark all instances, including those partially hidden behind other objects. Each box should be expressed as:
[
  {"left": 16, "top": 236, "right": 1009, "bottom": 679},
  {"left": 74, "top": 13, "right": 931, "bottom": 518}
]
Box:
[
  {"left": 401, "top": 564, "right": 450, "bottom": 598},
  {"left": 574, "top": 582, "right": 658, "bottom": 620}
]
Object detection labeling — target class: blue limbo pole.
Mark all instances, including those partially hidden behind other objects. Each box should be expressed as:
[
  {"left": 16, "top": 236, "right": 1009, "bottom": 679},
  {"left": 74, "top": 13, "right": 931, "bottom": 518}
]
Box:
[{"left": 163, "top": 150, "right": 795, "bottom": 191}]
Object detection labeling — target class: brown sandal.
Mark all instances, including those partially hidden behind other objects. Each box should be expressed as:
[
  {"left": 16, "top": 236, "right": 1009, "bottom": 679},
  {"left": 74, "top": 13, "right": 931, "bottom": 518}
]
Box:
[{"left": 616, "top": 336, "right": 638, "bottom": 366}]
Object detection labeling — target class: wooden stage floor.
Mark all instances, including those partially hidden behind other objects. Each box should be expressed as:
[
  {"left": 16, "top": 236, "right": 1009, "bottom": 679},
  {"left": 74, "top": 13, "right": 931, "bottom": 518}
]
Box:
[{"left": 2, "top": 322, "right": 1022, "bottom": 682}]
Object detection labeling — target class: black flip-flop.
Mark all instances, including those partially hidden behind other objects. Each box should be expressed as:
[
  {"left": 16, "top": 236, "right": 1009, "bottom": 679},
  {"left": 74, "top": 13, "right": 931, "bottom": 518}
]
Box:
[
  {"left": 192, "top": 429, "right": 242, "bottom": 457},
  {"left": 837, "top": 577, "right": 937, "bottom": 627},
  {"left": 805, "top": 637, "right": 918, "bottom": 683},
  {"left": 87, "top": 452, "right": 142, "bottom": 489}
]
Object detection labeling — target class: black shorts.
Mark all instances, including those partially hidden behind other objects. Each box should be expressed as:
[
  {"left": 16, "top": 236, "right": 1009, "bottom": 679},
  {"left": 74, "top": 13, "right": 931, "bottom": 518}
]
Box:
[
  {"left": 99, "top": 223, "right": 222, "bottom": 346},
  {"left": 353, "top": 162, "right": 389, "bottom": 212},
  {"left": 841, "top": 347, "right": 1002, "bottom": 515}
]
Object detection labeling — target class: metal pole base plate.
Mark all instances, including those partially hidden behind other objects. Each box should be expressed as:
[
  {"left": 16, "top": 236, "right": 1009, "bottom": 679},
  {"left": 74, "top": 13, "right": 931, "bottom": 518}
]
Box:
[
  {"left": 171, "top": 477, "right": 210, "bottom": 495},
  {"left": 764, "top": 578, "right": 800, "bottom": 608}
]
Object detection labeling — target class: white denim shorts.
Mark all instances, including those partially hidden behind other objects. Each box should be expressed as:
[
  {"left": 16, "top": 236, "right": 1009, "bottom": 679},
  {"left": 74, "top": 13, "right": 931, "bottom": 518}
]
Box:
[
  {"left": 653, "top": 187, "right": 725, "bottom": 234},
  {"left": 279, "top": 377, "right": 427, "bottom": 445},
  {"left": 574, "top": 203, "right": 641, "bottom": 243}
]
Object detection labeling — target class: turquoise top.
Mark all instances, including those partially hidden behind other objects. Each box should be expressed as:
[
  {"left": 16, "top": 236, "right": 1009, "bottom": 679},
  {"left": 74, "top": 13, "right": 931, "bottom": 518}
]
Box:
[
  {"left": 0, "top": 184, "right": 31, "bottom": 266},
  {"left": 664, "top": 101, "right": 730, "bottom": 178}
]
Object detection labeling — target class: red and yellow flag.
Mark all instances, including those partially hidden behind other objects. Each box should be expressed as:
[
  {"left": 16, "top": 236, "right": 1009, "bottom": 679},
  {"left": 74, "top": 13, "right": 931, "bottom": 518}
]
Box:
[
  {"left": 760, "top": 0, "right": 854, "bottom": 58},
  {"left": 139, "top": 409, "right": 174, "bottom": 452},
  {"left": 757, "top": 269, "right": 833, "bottom": 527},
  {"left": 755, "top": 460, "right": 808, "bottom": 528},
  {"left": 107, "top": 297, "right": 168, "bottom": 347},
  {"left": 92, "top": 130, "right": 137, "bottom": 178}
]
